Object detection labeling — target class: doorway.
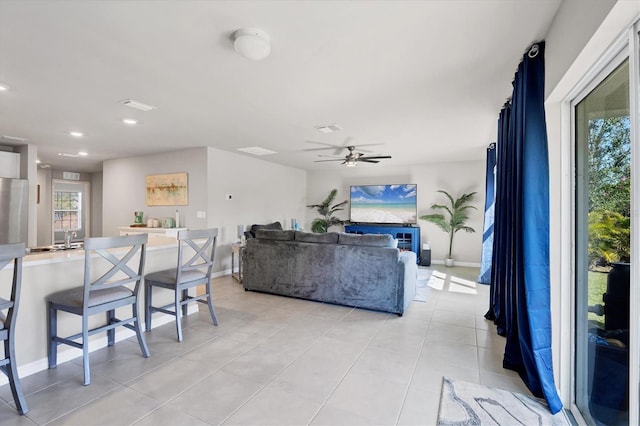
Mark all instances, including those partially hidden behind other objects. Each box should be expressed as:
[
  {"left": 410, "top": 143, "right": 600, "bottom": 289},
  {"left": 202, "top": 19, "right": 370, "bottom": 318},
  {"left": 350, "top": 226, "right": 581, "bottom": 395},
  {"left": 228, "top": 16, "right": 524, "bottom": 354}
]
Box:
[{"left": 573, "top": 57, "right": 630, "bottom": 425}]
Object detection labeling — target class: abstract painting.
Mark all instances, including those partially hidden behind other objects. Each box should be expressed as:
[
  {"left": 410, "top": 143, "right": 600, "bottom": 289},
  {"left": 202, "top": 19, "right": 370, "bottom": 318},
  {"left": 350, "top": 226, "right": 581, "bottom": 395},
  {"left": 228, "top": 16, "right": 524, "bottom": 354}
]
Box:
[{"left": 146, "top": 172, "right": 188, "bottom": 206}]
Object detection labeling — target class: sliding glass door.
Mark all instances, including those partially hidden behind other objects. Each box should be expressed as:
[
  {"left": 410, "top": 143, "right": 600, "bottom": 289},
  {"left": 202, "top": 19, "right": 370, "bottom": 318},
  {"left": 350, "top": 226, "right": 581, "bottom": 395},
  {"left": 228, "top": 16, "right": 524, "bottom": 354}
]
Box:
[{"left": 574, "top": 57, "right": 630, "bottom": 425}]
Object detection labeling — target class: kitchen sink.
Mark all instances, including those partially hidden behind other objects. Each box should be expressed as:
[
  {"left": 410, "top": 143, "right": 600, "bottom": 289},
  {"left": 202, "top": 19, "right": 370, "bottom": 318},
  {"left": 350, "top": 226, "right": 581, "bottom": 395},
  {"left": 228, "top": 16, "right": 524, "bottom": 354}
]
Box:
[{"left": 27, "top": 242, "right": 84, "bottom": 254}]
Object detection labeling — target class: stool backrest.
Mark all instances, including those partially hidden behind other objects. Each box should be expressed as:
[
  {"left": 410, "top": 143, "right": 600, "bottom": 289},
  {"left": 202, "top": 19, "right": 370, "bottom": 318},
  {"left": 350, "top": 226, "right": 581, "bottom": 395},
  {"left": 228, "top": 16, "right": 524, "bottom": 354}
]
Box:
[
  {"left": 82, "top": 234, "right": 148, "bottom": 307},
  {"left": 176, "top": 229, "right": 218, "bottom": 281},
  {"left": 0, "top": 243, "right": 25, "bottom": 331}
]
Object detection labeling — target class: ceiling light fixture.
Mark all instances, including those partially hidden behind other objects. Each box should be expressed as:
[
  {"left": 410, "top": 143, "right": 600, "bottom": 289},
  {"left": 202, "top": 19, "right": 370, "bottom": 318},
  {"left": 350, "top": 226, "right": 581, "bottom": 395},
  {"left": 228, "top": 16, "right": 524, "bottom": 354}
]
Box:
[
  {"left": 345, "top": 160, "right": 357, "bottom": 167},
  {"left": 69, "top": 131, "right": 83, "bottom": 137},
  {"left": 233, "top": 28, "right": 271, "bottom": 61},
  {"left": 0, "top": 84, "right": 8, "bottom": 91},
  {"left": 58, "top": 152, "right": 79, "bottom": 158},
  {"left": 122, "top": 118, "right": 138, "bottom": 125},
  {"left": 121, "top": 99, "right": 156, "bottom": 111},
  {"left": 315, "top": 124, "right": 342, "bottom": 134},
  {"left": 1, "top": 135, "right": 28, "bottom": 142},
  {"left": 78, "top": 151, "right": 88, "bottom": 156}
]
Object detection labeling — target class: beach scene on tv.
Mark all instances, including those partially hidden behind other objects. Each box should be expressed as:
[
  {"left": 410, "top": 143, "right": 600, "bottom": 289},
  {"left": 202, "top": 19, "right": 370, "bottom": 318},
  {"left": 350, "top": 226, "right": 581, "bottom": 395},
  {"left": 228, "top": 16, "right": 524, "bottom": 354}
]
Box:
[{"left": 350, "top": 184, "right": 417, "bottom": 224}]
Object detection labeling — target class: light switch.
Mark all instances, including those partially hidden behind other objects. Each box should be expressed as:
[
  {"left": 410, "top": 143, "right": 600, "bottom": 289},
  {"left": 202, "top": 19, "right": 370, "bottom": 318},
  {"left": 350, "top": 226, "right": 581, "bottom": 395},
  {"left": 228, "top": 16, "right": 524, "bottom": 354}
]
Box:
[
  {"left": 197, "top": 211, "right": 206, "bottom": 219},
  {"left": 225, "top": 194, "right": 233, "bottom": 200}
]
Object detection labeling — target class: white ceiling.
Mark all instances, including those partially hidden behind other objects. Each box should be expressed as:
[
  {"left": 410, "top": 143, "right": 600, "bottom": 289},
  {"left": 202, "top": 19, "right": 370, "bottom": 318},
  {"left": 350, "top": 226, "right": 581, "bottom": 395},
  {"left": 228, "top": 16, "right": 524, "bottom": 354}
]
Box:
[{"left": 0, "top": 0, "right": 562, "bottom": 173}]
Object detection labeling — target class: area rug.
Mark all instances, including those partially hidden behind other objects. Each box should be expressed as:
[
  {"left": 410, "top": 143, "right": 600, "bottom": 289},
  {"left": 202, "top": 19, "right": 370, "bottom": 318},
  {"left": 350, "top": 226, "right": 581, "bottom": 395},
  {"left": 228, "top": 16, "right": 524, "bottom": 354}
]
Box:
[
  {"left": 414, "top": 267, "right": 432, "bottom": 302},
  {"left": 437, "top": 377, "right": 571, "bottom": 425}
]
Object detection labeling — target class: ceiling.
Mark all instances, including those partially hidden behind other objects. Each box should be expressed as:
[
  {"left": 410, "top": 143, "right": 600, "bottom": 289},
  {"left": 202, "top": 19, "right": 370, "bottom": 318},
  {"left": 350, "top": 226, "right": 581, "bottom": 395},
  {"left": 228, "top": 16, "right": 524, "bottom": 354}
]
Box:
[{"left": 0, "top": 0, "right": 562, "bottom": 173}]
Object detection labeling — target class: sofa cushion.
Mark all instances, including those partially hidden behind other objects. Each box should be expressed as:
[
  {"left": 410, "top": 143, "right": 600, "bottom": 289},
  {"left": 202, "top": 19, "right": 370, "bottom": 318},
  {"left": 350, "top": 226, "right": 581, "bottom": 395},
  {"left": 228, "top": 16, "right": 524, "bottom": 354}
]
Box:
[
  {"left": 245, "top": 222, "right": 283, "bottom": 239},
  {"left": 255, "top": 229, "right": 295, "bottom": 241},
  {"left": 295, "top": 231, "right": 339, "bottom": 244},
  {"left": 337, "top": 232, "right": 396, "bottom": 247}
]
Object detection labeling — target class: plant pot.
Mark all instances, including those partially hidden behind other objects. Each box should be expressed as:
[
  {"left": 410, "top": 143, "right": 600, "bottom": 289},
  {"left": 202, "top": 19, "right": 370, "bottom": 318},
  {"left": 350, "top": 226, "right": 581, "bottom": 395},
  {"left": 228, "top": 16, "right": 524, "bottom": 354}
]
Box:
[{"left": 444, "top": 258, "right": 455, "bottom": 267}]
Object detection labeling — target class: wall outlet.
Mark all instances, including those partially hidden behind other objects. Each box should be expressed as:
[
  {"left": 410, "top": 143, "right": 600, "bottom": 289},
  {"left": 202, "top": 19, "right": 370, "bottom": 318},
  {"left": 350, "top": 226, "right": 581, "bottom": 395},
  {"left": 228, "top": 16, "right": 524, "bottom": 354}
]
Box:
[
  {"left": 225, "top": 194, "right": 233, "bottom": 200},
  {"left": 197, "top": 211, "right": 206, "bottom": 219}
]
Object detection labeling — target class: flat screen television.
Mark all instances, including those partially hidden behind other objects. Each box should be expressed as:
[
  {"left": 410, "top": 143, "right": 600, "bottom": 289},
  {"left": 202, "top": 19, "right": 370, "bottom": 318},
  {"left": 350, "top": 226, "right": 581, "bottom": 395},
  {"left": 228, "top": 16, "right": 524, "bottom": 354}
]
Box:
[{"left": 349, "top": 184, "right": 417, "bottom": 225}]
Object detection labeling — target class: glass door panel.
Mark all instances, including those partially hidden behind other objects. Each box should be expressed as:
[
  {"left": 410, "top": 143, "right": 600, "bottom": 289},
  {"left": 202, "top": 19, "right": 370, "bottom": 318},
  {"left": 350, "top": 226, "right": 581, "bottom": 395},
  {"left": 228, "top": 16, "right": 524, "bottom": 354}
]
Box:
[{"left": 575, "top": 59, "right": 630, "bottom": 425}]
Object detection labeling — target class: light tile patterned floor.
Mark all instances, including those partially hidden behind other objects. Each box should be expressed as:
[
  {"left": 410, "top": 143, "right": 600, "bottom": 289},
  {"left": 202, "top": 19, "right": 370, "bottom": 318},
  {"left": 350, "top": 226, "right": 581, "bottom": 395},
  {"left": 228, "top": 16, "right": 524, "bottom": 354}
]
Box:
[{"left": 0, "top": 265, "right": 532, "bottom": 425}]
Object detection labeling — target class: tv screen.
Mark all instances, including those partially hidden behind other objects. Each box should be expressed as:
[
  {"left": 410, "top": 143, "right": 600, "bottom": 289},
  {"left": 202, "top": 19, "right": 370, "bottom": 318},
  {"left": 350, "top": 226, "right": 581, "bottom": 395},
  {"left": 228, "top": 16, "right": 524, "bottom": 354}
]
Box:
[{"left": 350, "top": 184, "right": 417, "bottom": 225}]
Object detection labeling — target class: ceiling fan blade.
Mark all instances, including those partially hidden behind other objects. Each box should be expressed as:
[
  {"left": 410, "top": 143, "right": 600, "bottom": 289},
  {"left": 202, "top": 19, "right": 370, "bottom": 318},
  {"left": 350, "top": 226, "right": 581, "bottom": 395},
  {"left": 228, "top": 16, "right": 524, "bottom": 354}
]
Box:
[
  {"left": 316, "top": 154, "right": 344, "bottom": 158},
  {"left": 358, "top": 159, "right": 380, "bottom": 163},
  {"left": 358, "top": 155, "right": 392, "bottom": 160}
]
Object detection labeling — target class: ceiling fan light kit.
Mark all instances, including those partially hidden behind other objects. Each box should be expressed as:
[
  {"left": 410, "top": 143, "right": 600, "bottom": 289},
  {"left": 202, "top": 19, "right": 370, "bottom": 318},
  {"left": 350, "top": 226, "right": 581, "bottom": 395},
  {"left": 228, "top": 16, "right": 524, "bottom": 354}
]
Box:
[{"left": 233, "top": 28, "right": 271, "bottom": 61}]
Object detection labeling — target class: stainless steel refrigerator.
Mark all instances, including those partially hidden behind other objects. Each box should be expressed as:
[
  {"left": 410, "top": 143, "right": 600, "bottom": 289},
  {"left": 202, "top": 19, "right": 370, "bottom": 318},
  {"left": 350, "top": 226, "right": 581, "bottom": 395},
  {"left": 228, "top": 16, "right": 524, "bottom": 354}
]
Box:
[{"left": 0, "top": 178, "right": 28, "bottom": 244}]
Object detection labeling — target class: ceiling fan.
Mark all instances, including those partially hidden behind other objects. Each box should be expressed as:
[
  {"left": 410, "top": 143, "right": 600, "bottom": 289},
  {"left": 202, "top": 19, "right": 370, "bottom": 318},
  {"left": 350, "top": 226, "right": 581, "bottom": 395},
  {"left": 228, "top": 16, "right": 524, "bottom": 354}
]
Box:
[{"left": 314, "top": 146, "right": 392, "bottom": 166}]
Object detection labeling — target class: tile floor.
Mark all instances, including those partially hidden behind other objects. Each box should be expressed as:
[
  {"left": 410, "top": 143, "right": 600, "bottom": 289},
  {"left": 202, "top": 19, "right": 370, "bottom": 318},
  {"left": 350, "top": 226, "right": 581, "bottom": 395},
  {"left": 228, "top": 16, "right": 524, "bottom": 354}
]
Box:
[{"left": 0, "top": 265, "right": 532, "bottom": 425}]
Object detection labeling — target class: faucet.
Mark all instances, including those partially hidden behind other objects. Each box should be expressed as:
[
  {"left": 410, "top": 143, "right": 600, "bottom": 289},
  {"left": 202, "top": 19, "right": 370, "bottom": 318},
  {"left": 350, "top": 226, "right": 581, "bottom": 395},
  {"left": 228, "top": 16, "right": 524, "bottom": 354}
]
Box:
[{"left": 64, "top": 229, "right": 77, "bottom": 248}]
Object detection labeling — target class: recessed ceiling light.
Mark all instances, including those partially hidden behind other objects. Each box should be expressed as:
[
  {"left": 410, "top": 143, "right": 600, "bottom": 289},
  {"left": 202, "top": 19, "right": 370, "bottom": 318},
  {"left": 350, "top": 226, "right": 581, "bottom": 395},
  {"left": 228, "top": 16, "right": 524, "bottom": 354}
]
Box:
[
  {"left": 122, "top": 118, "right": 138, "bottom": 125},
  {"left": 58, "top": 152, "right": 79, "bottom": 157},
  {"left": 69, "top": 131, "right": 83, "bottom": 137},
  {"left": 236, "top": 146, "right": 277, "bottom": 156},
  {"left": 315, "top": 124, "right": 342, "bottom": 134},
  {"left": 121, "top": 99, "right": 156, "bottom": 111},
  {"left": 78, "top": 151, "right": 88, "bottom": 156},
  {"left": 39, "top": 164, "right": 51, "bottom": 169},
  {"left": 36, "top": 159, "right": 41, "bottom": 164},
  {"left": 0, "top": 84, "right": 8, "bottom": 91}
]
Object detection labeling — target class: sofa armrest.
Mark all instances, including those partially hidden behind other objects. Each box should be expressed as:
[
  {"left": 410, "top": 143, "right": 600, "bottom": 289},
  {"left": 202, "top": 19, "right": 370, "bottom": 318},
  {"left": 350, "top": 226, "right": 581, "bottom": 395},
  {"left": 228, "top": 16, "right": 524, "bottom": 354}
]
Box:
[{"left": 399, "top": 251, "right": 417, "bottom": 311}]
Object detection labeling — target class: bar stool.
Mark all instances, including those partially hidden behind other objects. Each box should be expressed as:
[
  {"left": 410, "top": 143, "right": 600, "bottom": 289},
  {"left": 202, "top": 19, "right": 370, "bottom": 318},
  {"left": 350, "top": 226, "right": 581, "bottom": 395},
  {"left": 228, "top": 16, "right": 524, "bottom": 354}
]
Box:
[
  {"left": 0, "top": 242, "right": 28, "bottom": 414},
  {"left": 46, "top": 234, "right": 150, "bottom": 385},
  {"left": 145, "top": 228, "right": 219, "bottom": 342}
]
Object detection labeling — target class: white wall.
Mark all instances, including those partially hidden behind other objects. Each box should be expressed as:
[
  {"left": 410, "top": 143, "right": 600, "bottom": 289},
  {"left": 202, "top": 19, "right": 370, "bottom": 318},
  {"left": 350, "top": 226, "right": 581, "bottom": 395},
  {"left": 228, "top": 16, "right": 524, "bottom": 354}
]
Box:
[
  {"left": 103, "top": 147, "right": 209, "bottom": 236},
  {"left": 103, "top": 146, "right": 307, "bottom": 272},
  {"left": 307, "top": 159, "right": 485, "bottom": 264},
  {"left": 205, "top": 147, "right": 307, "bottom": 271}
]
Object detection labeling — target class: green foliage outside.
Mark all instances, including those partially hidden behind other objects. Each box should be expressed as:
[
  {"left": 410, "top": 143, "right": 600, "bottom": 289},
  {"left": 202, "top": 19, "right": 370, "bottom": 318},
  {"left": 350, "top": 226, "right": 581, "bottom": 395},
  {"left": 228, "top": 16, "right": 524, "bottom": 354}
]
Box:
[
  {"left": 307, "top": 189, "right": 348, "bottom": 233},
  {"left": 419, "top": 190, "right": 476, "bottom": 258},
  {"left": 588, "top": 210, "right": 630, "bottom": 267},
  {"left": 588, "top": 271, "right": 607, "bottom": 328},
  {"left": 588, "top": 116, "right": 631, "bottom": 268}
]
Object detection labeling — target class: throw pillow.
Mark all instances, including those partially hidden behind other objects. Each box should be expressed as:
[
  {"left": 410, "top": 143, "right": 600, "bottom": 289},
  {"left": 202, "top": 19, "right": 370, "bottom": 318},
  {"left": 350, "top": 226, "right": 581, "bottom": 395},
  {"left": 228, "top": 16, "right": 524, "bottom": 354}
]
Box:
[
  {"left": 295, "top": 231, "right": 339, "bottom": 244},
  {"left": 255, "top": 229, "right": 295, "bottom": 241},
  {"left": 337, "top": 233, "right": 396, "bottom": 247}
]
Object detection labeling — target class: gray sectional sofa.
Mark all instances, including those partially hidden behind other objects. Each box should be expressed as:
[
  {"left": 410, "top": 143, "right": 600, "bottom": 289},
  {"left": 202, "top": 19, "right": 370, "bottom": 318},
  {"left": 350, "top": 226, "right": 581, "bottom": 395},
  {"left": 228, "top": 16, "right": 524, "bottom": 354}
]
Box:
[{"left": 242, "top": 229, "right": 417, "bottom": 315}]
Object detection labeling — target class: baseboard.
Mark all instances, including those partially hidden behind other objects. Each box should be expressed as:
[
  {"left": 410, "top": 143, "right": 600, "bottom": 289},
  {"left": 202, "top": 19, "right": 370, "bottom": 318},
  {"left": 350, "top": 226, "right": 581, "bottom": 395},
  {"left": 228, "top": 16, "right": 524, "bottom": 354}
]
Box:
[
  {"left": 1, "top": 305, "right": 198, "bottom": 386},
  {"left": 429, "top": 260, "right": 482, "bottom": 268}
]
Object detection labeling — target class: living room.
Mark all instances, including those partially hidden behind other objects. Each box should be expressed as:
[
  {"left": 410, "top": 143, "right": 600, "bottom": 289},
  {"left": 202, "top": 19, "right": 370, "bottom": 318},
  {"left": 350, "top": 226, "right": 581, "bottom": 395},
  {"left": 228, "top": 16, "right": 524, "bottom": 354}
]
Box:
[{"left": 1, "top": 1, "right": 640, "bottom": 424}]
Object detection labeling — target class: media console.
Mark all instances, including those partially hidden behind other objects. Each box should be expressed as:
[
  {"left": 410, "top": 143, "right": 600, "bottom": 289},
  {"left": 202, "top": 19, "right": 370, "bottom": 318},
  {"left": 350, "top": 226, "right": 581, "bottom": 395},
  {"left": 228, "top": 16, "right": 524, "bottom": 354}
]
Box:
[{"left": 344, "top": 224, "right": 420, "bottom": 263}]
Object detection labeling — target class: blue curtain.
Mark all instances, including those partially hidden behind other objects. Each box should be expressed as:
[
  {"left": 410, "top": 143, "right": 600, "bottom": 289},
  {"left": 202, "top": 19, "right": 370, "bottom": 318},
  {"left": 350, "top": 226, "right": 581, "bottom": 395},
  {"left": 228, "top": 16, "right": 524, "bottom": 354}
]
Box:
[
  {"left": 486, "top": 41, "right": 562, "bottom": 414},
  {"left": 477, "top": 144, "right": 496, "bottom": 284}
]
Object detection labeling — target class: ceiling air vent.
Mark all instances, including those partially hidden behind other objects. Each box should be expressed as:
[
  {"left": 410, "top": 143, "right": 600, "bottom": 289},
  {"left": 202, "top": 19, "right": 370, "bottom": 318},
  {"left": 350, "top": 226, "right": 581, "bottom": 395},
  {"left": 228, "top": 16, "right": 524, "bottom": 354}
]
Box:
[
  {"left": 121, "top": 99, "right": 156, "bottom": 111},
  {"left": 315, "top": 124, "right": 342, "bottom": 134},
  {"left": 236, "top": 146, "right": 277, "bottom": 156}
]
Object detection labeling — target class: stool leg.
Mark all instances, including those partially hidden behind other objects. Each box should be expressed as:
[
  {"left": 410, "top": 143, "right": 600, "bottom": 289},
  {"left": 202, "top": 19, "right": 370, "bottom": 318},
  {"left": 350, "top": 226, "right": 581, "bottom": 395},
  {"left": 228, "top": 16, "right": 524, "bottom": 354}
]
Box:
[
  {"left": 144, "top": 281, "right": 152, "bottom": 332},
  {"left": 132, "top": 301, "right": 150, "bottom": 358},
  {"left": 81, "top": 315, "right": 90, "bottom": 385},
  {"left": 175, "top": 289, "right": 183, "bottom": 342},
  {"left": 47, "top": 302, "right": 57, "bottom": 369},
  {"left": 107, "top": 309, "right": 115, "bottom": 346},
  {"left": 4, "top": 339, "right": 28, "bottom": 414},
  {"left": 205, "top": 281, "right": 219, "bottom": 326}
]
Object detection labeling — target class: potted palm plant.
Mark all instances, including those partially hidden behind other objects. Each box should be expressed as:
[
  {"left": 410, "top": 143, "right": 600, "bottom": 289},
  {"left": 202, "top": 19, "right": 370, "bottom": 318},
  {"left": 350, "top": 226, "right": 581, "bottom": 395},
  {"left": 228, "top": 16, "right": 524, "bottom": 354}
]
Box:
[
  {"left": 307, "top": 189, "right": 348, "bottom": 233},
  {"left": 419, "top": 190, "right": 477, "bottom": 266}
]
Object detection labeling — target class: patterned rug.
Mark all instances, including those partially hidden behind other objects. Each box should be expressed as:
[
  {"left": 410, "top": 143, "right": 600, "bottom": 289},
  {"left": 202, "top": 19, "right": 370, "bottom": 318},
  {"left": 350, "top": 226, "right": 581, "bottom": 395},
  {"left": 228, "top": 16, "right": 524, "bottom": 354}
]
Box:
[{"left": 437, "top": 377, "right": 571, "bottom": 425}]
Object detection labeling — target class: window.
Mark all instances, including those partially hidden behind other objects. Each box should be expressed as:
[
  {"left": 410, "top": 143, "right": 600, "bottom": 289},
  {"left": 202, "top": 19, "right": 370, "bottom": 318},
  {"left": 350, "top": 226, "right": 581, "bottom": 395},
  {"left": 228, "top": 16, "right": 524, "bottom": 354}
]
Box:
[{"left": 53, "top": 190, "right": 82, "bottom": 232}]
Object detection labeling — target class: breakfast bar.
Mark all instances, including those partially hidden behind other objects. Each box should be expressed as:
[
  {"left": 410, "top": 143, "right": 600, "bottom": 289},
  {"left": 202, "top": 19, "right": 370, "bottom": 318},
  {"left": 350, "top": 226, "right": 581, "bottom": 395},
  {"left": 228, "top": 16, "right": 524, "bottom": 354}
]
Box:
[{"left": 0, "top": 236, "right": 182, "bottom": 383}]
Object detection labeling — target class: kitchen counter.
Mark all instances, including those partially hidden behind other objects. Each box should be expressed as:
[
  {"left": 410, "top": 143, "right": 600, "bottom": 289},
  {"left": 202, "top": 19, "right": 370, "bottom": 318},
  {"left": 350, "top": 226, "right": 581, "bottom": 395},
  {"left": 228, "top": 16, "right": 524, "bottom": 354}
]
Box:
[
  {"left": 0, "top": 236, "right": 182, "bottom": 384},
  {"left": 118, "top": 226, "right": 187, "bottom": 238}
]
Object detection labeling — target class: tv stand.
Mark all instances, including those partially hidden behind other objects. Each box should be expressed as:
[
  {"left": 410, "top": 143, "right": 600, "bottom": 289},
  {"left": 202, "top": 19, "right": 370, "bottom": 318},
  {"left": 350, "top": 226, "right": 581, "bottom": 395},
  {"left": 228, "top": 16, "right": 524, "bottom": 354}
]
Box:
[{"left": 344, "top": 224, "right": 420, "bottom": 263}]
